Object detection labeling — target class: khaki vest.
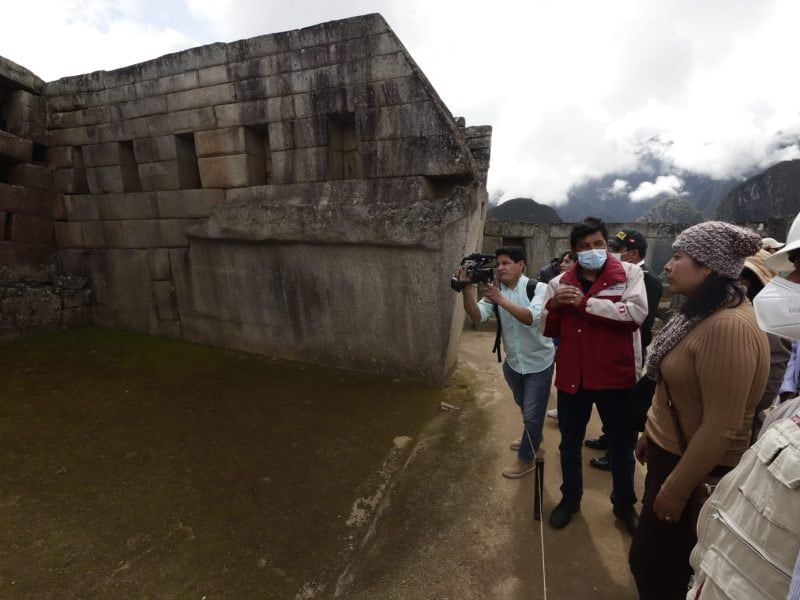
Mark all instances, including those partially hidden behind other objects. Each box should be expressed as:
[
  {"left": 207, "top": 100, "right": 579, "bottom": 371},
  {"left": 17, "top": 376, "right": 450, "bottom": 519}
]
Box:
[{"left": 688, "top": 416, "right": 800, "bottom": 599}]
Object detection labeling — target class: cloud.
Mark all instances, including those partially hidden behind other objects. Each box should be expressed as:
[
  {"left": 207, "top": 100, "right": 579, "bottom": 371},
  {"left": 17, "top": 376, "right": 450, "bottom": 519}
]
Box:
[
  {"left": 610, "top": 179, "right": 630, "bottom": 195},
  {"left": 1, "top": 0, "right": 203, "bottom": 80},
  {"left": 629, "top": 175, "right": 685, "bottom": 202}
]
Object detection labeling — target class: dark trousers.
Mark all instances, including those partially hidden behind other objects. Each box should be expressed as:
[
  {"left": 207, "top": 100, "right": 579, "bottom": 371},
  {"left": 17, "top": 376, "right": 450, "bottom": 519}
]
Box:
[
  {"left": 557, "top": 387, "right": 637, "bottom": 507},
  {"left": 628, "top": 440, "right": 695, "bottom": 600}
]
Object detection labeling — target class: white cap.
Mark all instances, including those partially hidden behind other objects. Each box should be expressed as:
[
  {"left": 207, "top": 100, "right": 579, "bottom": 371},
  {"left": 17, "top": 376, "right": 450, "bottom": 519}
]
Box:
[
  {"left": 766, "top": 218, "right": 800, "bottom": 271},
  {"left": 761, "top": 237, "right": 785, "bottom": 250}
]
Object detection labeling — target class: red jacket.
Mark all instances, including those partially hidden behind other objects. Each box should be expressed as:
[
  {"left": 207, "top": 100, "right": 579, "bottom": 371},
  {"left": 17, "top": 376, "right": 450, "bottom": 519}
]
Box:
[{"left": 540, "top": 256, "right": 647, "bottom": 393}]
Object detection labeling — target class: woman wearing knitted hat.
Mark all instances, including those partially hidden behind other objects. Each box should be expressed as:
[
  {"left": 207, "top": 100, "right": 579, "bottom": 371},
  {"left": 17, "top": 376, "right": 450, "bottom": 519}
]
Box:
[{"left": 628, "top": 222, "right": 770, "bottom": 599}]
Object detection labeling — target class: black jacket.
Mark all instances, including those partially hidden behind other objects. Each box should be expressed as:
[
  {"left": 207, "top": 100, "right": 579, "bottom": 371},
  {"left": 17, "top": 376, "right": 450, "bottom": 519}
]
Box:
[{"left": 641, "top": 269, "right": 663, "bottom": 352}]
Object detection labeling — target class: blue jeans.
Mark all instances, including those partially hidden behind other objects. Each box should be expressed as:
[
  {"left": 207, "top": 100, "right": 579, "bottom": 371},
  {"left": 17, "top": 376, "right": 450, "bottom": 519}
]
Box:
[
  {"left": 557, "top": 387, "right": 637, "bottom": 508},
  {"left": 502, "top": 361, "right": 554, "bottom": 463}
]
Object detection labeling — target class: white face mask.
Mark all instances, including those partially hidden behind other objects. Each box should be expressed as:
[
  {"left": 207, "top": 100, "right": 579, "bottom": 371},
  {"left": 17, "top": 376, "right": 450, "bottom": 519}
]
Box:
[
  {"left": 753, "top": 277, "right": 800, "bottom": 339},
  {"left": 609, "top": 252, "right": 622, "bottom": 261}
]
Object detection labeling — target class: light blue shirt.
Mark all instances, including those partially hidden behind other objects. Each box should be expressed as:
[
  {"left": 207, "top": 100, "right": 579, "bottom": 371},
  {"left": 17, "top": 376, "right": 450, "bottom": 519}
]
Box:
[{"left": 477, "top": 274, "right": 555, "bottom": 375}]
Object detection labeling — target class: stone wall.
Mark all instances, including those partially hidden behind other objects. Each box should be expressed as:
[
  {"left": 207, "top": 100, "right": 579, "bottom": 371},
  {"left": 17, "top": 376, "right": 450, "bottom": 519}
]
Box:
[
  {"left": 0, "top": 56, "right": 90, "bottom": 339},
  {"left": 33, "top": 14, "right": 490, "bottom": 385},
  {"left": 483, "top": 216, "right": 796, "bottom": 277}
]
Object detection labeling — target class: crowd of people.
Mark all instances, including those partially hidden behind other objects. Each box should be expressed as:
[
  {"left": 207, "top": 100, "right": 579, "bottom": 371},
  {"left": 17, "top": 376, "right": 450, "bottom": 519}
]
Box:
[{"left": 457, "top": 215, "right": 800, "bottom": 599}]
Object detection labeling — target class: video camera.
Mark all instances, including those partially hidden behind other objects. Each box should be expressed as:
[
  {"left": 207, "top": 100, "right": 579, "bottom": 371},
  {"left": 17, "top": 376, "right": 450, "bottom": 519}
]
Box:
[{"left": 450, "top": 253, "right": 497, "bottom": 292}]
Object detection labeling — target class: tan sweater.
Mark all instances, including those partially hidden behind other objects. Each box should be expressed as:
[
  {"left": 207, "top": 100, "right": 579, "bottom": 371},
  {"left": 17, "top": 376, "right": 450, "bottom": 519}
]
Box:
[{"left": 644, "top": 300, "right": 770, "bottom": 501}]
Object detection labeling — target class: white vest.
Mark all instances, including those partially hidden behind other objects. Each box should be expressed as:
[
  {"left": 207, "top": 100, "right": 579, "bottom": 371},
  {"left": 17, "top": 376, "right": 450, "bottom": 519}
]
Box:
[{"left": 687, "top": 416, "right": 800, "bottom": 599}]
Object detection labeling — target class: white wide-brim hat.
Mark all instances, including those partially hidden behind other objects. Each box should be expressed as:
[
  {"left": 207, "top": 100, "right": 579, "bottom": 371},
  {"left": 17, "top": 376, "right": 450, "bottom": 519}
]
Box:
[{"left": 766, "top": 213, "right": 800, "bottom": 272}]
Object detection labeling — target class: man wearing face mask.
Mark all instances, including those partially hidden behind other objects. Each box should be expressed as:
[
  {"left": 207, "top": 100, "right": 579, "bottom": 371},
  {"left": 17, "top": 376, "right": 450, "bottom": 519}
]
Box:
[
  {"left": 587, "top": 229, "right": 664, "bottom": 471},
  {"left": 540, "top": 217, "right": 648, "bottom": 533}
]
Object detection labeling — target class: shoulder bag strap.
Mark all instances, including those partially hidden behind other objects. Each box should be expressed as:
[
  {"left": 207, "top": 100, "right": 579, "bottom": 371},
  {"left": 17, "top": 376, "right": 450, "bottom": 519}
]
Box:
[{"left": 492, "top": 302, "right": 502, "bottom": 363}]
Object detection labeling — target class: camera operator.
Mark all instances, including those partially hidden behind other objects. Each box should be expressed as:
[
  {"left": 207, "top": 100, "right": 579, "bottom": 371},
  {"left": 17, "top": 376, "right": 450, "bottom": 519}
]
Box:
[{"left": 458, "top": 246, "right": 555, "bottom": 479}]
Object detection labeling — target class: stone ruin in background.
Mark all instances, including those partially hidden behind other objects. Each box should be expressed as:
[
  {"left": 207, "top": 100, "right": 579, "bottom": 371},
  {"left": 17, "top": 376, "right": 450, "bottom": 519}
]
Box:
[{"left": 0, "top": 14, "right": 491, "bottom": 385}]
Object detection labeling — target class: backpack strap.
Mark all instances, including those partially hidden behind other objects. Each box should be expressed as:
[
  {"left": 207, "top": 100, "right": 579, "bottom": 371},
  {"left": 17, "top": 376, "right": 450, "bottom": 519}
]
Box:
[{"left": 492, "top": 280, "right": 538, "bottom": 363}]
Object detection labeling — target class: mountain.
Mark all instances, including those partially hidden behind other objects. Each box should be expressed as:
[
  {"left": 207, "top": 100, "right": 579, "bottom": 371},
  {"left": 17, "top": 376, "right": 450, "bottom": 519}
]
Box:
[
  {"left": 637, "top": 197, "right": 704, "bottom": 225},
  {"left": 715, "top": 159, "right": 800, "bottom": 222},
  {"left": 555, "top": 149, "right": 741, "bottom": 222},
  {"left": 488, "top": 197, "right": 561, "bottom": 223}
]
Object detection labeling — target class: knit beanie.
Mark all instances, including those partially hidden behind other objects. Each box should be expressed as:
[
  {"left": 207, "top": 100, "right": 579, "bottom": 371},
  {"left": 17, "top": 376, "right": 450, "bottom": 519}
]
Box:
[{"left": 673, "top": 221, "right": 762, "bottom": 279}]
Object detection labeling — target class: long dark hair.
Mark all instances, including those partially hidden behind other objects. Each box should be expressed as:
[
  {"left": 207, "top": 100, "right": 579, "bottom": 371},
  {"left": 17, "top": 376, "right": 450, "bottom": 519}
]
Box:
[{"left": 681, "top": 272, "right": 745, "bottom": 319}]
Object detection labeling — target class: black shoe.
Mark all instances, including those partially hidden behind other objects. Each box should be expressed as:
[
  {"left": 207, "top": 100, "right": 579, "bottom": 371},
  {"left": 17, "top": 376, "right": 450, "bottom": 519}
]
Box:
[
  {"left": 589, "top": 453, "right": 612, "bottom": 471},
  {"left": 613, "top": 506, "right": 639, "bottom": 536},
  {"left": 584, "top": 435, "right": 608, "bottom": 451},
  {"left": 549, "top": 499, "right": 580, "bottom": 530}
]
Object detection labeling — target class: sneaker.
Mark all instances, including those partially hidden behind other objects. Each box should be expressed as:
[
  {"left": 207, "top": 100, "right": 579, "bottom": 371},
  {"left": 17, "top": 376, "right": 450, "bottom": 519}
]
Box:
[
  {"left": 613, "top": 505, "right": 639, "bottom": 536},
  {"left": 509, "top": 439, "right": 521, "bottom": 451},
  {"left": 546, "top": 408, "right": 558, "bottom": 419},
  {"left": 502, "top": 459, "right": 535, "bottom": 479},
  {"left": 549, "top": 499, "right": 580, "bottom": 529},
  {"left": 584, "top": 435, "right": 608, "bottom": 451},
  {"left": 589, "top": 453, "right": 612, "bottom": 471}
]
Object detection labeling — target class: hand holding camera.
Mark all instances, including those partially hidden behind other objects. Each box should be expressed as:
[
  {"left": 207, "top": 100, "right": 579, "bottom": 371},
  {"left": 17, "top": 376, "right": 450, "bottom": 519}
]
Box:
[{"left": 450, "top": 253, "right": 497, "bottom": 292}]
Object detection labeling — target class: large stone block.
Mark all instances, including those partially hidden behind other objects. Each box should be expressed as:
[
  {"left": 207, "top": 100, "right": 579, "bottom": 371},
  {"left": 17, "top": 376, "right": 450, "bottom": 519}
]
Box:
[
  {"left": 88, "top": 249, "right": 161, "bottom": 335},
  {"left": 45, "top": 70, "right": 105, "bottom": 97},
  {"left": 134, "top": 70, "right": 199, "bottom": 99},
  {"left": 357, "top": 101, "right": 450, "bottom": 141},
  {"left": 116, "top": 95, "right": 168, "bottom": 120},
  {"left": 54, "top": 221, "right": 105, "bottom": 248},
  {"left": 145, "top": 107, "right": 217, "bottom": 137},
  {"left": 197, "top": 65, "right": 229, "bottom": 88},
  {"left": 3, "top": 91, "right": 45, "bottom": 128},
  {"left": 295, "top": 14, "right": 390, "bottom": 49},
  {"left": 148, "top": 248, "right": 171, "bottom": 280},
  {"left": 0, "top": 184, "right": 57, "bottom": 218},
  {"left": 156, "top": 189, "right": 226, "bottom": 219},
  {"left": 0, "top": 241, "right": 55, "bottom": 283},
  {"left": 165, "top": 83, "right": 236, "bottom": 113},
  {"left": 94, "top": 116, "right": 151, "bottom": 144},
  {"left": 153, "top": 280, "right": 178, "bottom": 320},
  {"left": 55, "top": 194, "right": 100, "bottom": 221},
  {"left": 7, "top": 163, "right": 55, "bottom": 191},
  {"left": 138, "top": 159, "right": 200, "bottom": 192},
  {"left": 45, "top": 146, "right": 83, "bottom": 169},
  {"left": 93, "top": 192, "right": 158, "bottom": 220},
  {"left": 139, "top": 42, "right": 229, "bottom": 81},
  {"left": 53, "top": 168, "right": 90, "bottom": 194},
  {"left": 270, "top": 147, "right": 328, "bottom": 184},
  {"left": 213, "top": 100, "right": 270, "bottom": 128},
  {"left": 4, "top": 119, "right": 47, "bottom": 145},
  {"left": 8, "top": 214, "right": 53, "bottom": 243},
  {"left": 132, "top": 133, "right": 198, "bottom": 164},
  {"left": 101, "top": 219, "right": 198, "bottom": 248},
  {"left": 268, "top": 117, "right": 327, "bottom": 151},
  {"left": 194, "top": 126, "right": 266, "bottom": 157},
  {"left": 0, "top": 131, "right": 33, "bottom": 162},
  {"left": 0, "top": 56, "right": 45, "bottom": 93},
  {"left": 359, "top": 136, "right": 474, "bottom": 179},
  {"left": 197, "top": 154, "right": 266, "bottom": 188},
  {"left": 82, "top": 141, "right": 133, "bottom": 168},
  {"left": 228, "top": 32, "right": 294, "bottom": 63},
  {"left": 86, "top": 164, "right": 142, "bottom": 194}
]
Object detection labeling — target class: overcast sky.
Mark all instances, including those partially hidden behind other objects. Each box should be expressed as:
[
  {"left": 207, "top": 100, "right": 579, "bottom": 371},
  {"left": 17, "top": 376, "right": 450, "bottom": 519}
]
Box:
[{"left": 4, "top": 0, "right": 800, "bottom": 205}]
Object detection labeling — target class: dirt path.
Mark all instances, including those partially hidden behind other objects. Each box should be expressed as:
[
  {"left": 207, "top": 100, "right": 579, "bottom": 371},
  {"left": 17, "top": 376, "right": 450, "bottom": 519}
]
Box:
[{"left": 340, "top": 329, "right": 643, "bottom": 599}]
